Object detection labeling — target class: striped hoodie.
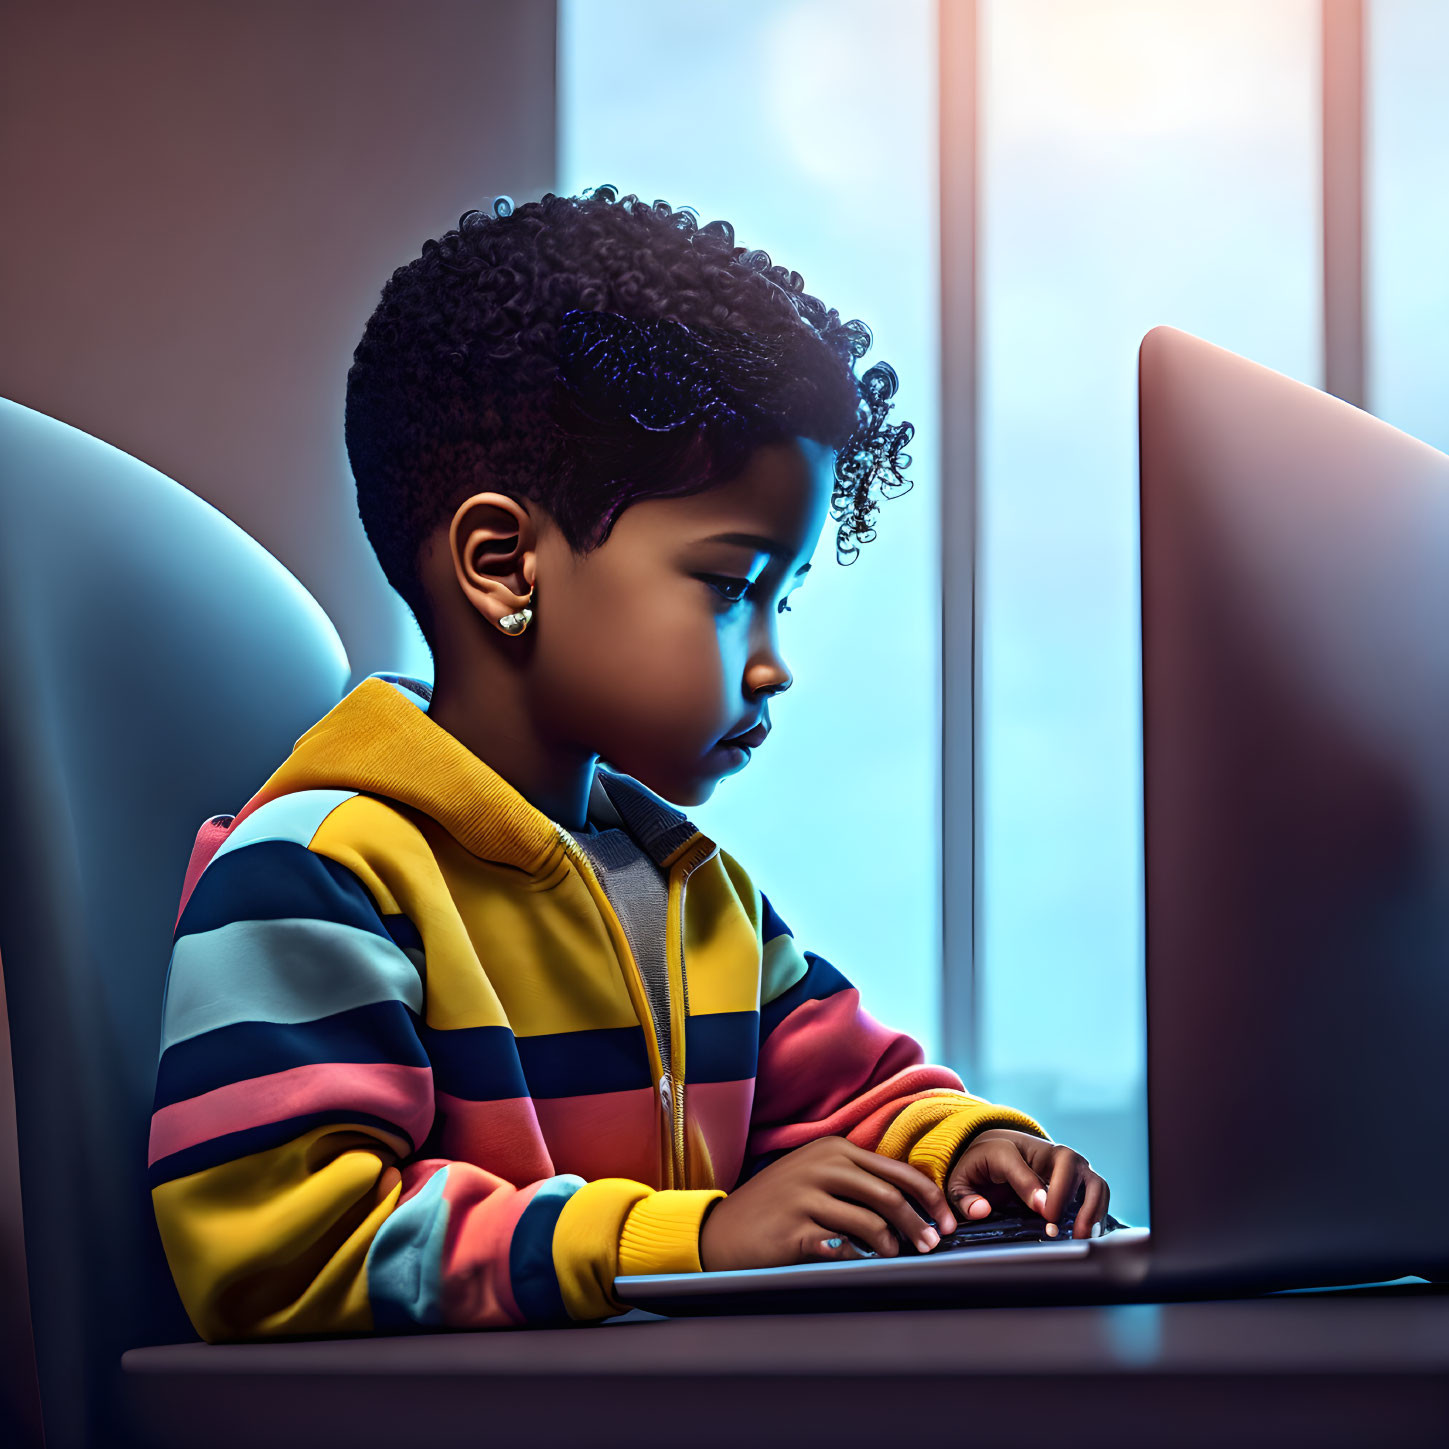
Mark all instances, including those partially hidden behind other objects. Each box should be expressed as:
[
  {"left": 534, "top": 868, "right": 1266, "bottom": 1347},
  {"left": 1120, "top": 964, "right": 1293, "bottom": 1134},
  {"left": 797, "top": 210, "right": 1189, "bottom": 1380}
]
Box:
[{"left": 149, "top": 672, "right": 1046, "bottom": 1342}]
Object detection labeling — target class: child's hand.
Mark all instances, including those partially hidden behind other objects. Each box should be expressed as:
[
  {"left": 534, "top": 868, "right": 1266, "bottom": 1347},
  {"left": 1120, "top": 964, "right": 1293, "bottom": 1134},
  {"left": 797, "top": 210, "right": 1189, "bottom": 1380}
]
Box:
[
  {"left": 947, "top": 1128, "right": 1110, "bottom": 1239},
  {"left": 698, "top": 1136, "right": 959, "bottom": 1271}
]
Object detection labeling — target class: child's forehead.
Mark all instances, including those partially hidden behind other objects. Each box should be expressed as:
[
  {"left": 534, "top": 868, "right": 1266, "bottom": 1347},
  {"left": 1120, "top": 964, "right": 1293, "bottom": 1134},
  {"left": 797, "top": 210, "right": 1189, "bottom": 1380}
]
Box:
[
  {"left": 628, "top": 452, "right": 834, "bottom": 565},
  {"left": 654, "top": 438, "right": 836, "bottom": 539}
]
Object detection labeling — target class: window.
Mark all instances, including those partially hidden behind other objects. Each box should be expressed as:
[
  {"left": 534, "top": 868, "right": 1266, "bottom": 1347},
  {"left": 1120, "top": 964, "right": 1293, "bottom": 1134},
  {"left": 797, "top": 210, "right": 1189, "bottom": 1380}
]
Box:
[
  {"left": 1367, "top": 0, "right": 1449, "bottom": 447},
  {"left": 561, "top": 0, "right": 944, "bottom": 1053},
  {"left": 976, "top": 0, "right": 1320, "bottom": 1226}
]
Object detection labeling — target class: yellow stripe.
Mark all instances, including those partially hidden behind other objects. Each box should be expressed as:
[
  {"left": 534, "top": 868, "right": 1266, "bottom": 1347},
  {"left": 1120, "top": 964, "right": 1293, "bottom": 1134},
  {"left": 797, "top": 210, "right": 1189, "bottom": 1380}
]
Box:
[
  {"left": 678, "top": 856, "right": 762, "bottom": 1015},
  {"left": 308, "top": 793, "right": 425, "bottom": 915},
  {"left": 310, "top": 794, "right": 641, "bottom": 1035},
  {"left": 716, "top": 848, "right": 762, "bottom": 939},
  {"left": 549, "top": 1176, "right": 657, "bottom": 1320},
  {"left": 151, "top": 1124, "right": 405, "bottom": 1343}
]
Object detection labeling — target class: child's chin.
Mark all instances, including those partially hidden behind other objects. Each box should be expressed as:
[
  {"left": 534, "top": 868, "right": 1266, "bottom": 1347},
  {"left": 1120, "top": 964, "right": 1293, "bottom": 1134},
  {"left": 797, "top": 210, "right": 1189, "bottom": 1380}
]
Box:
[
  {"left": 668, "top": 770, "right": 727, "bottom": 808},
  {"left": 675, "top": 777, "right": 721, "bottom": 807},
  {"left": 620, "top": 753, "right": 737, "bottom": 806}
]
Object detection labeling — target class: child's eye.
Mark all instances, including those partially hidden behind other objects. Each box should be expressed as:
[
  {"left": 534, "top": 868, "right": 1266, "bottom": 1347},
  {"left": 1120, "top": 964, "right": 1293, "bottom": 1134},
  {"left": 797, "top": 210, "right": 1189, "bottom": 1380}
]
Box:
[
  {"left": 701, "top": 574, "right": 753, "bottom": 605},
  {"left": 700, "top": 575, "right": 794, "bottom": 615}
]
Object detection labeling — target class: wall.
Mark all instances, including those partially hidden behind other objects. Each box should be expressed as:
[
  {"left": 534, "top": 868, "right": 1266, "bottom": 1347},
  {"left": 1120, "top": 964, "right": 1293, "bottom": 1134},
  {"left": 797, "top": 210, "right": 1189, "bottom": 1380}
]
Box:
[{"left": 0, "top": 0, "right": 557, "bottom": 685}]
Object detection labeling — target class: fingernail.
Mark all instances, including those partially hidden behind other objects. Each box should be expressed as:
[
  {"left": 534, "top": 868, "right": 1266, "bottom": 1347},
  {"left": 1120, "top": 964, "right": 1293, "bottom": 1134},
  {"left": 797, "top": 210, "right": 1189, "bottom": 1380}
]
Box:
[
  {"left": 1031, "top": 1188, "right": 1047, "bottom": 1213},
  {"left": 919, "top": 1227, "right": 939, "bottom": 1251},
  {"left": 825, "top": 1237, "right": 843, "bottom": 1250},
  {"left": 1045, "top": 1222, "right": 1059, "bottom": 1238}
]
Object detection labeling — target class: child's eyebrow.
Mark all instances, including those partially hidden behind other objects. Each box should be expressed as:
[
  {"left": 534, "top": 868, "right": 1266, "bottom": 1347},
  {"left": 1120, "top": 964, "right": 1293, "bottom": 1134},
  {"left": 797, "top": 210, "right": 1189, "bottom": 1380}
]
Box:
[{"left": 700, "top": 531, "right": 812, "bottom": 576}]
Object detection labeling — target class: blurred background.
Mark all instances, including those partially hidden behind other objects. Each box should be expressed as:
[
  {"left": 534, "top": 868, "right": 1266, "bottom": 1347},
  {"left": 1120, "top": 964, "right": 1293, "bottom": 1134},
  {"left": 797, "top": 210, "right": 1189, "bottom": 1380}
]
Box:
[{"left": 4, "top": 0, "right": 1439, "bottom": 1230}]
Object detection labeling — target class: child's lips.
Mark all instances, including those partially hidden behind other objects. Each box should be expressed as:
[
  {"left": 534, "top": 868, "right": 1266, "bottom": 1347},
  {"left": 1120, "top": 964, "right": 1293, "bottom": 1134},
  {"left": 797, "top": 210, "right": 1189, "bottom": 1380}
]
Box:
[{"left": 721, "top": 722, "right": 769, "bottom": 749}]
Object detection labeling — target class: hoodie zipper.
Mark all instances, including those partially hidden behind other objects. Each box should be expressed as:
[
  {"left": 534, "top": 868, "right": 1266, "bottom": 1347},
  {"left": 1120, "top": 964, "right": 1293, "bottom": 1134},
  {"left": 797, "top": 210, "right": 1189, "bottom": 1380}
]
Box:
[
  {"left": 668, "top": 838, "right": 719, "bottom": 1189},
  {"left": 554, "top": 828, "right": 679, "bottom": 1187}
]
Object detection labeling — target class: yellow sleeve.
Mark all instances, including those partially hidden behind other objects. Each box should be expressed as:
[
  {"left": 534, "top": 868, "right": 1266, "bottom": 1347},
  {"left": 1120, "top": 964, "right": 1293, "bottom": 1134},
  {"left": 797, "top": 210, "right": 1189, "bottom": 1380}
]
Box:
[
  {"left": 873, "top": 1094, "right": 1050, "bottom": 1191},
  {"left": 615, "top": 1186, "right": 728, "bottom": 1277}
]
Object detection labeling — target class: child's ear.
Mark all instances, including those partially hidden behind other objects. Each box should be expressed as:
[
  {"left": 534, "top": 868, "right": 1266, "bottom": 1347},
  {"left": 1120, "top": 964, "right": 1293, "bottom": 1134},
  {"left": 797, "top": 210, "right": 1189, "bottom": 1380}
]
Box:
[{"left": 448, "top": 491, "right": 538, "bottom": 621}]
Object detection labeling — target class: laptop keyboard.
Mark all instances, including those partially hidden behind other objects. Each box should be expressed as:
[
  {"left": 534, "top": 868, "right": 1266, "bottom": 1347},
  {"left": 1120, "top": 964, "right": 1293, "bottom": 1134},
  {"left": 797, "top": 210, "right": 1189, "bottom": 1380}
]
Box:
[{"left": 848, "top": 1203, "right": 1129, "bottom": 1258}]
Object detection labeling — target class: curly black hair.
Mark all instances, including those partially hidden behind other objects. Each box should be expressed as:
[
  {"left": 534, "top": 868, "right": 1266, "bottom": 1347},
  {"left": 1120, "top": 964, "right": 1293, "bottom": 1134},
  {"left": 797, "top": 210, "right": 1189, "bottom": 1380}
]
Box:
[{"left": 345, "top": 184, "right": 916, "bottom": 650}]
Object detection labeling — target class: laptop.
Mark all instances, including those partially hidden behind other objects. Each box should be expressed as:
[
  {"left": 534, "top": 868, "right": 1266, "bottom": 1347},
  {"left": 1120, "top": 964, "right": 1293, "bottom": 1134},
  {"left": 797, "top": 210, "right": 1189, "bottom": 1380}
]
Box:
[{"left": 614, "top": 325, "right": 1449, "bottom": 1315}]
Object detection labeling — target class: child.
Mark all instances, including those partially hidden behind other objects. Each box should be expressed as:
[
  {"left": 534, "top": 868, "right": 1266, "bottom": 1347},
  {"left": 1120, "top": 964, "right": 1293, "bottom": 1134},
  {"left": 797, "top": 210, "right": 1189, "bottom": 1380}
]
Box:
[{"left": 149, "top": 185, "right": 1110, "bottom": 1342}]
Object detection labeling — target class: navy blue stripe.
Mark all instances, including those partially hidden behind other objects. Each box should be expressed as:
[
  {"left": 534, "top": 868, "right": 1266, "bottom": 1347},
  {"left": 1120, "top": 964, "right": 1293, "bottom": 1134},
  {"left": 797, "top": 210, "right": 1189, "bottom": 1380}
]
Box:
[
  {"left": 515, "top": 1025, "right": 652, "bottom": 1098},
  {"left": 147, "top": 1108, "right": 416, "bottom": 1190},
  {"left": 154, "top": 1000, "right": 428, "bottom": 1111},
  {"left": 176, "top": 840, "right": 395, "bottom": 945},
  {"left": 508, "top": 1184, "right": 575, "bottom": 1324},
  {"left": 382, "top": 913, "right": 424, "bottom": 954},
  {"left": 760, "top": 890, "right": 792, "bottom": 946},
  {"left": 684, "top": 1011, "right": 759, "bottom": 1083},
  {"left": 760, "top": 951, "right": 851, "bottom": 1039},
  {"left": 418, "top": 1023, "right": 653, "bottom": 1100},
  {"left": 417, "top": 1022, "right": 530, "bottom": 1101}
]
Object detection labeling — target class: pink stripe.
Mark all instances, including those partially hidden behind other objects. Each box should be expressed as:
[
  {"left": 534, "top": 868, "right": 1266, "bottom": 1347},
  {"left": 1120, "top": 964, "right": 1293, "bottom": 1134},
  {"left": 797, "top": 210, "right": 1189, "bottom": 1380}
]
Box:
[
  {"left": 747, "top": 1064, "right": 968, "bottom": 1158},
  {"left": 172, "top": 783, "right": 289, "bottom": 932},
  {"left": 684, "top": 1078, "right": 754, "bottom": 1190},
  {"left": 173, "top": 816, "right": 236, "bottom": 933},
  {"left": 170, "top": 784, "right": 306, "bottom": 933},
  {"left": 439, "top": 1174, "right": 547, "bottom": 1328},
  {"left": 147, "top": 1061, "right": 434, "bottom": 1166},
  {"left": 845, "top": 1088, "right": 972, "bottom": 1153},
  {"left": 533, "top": 1086, "right": 661, "bottom": 1186},
  {"left": 434, "top": 1092, "right": 555, "bottom": 1182},
  {"left": 753, "top": 990, "right": 930, "bottom": 1123},
  {"left": 396, "top": 1158, "right": 450, "bottom": 1206}
]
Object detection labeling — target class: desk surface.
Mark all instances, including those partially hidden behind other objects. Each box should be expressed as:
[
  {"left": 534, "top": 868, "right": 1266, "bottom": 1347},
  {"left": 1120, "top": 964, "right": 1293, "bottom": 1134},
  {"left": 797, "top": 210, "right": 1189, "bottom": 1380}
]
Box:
[{"left": 123, "top": 1284, "right": 1449, "bottom": 1449}]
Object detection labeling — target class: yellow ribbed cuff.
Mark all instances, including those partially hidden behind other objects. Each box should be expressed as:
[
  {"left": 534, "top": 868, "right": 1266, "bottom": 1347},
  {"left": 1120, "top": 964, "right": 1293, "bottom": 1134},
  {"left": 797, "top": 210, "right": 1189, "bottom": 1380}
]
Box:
[
  {"left": 876, "top": 1096, "right": 1050, "bottom": 1191},
  {"left": 617, "top": 1188, "right": 728, "bottom": 1277}
]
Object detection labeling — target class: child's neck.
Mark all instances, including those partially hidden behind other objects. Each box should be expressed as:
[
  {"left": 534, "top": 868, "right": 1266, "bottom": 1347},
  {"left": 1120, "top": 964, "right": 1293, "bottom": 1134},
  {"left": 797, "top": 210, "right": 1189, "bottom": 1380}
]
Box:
[{"left": 426, "top": 666, "right": 598, "bottom": 832}]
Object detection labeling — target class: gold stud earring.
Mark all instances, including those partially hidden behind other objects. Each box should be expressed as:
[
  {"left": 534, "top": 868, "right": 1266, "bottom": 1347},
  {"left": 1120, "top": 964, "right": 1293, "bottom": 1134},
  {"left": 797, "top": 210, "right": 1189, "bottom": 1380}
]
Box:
[{"left": 497, "top": 584, "right": 535, "bottom": 636}]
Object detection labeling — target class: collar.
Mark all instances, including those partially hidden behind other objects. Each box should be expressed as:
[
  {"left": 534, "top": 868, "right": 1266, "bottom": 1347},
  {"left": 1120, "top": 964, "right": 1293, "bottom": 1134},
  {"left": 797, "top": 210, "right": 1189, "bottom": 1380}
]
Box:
[{"left": 246, "top": 673, "right": 707, "bottom": 875}]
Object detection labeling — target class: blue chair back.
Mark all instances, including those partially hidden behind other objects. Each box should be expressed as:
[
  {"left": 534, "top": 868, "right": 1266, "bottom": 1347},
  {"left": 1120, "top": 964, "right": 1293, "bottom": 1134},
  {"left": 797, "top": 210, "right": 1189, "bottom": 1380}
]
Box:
[{"left": 0, "top": 397, "right": 351, "bottom": 1447}]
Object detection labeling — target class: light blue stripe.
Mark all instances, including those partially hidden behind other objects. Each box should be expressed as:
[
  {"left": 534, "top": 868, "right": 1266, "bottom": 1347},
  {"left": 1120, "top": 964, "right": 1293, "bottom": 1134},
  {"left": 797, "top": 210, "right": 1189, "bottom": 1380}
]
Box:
[
  {"left": 160, "top": 915, "right": 424, "bottom": 1053},
  {"left": 366, "top": 1165, "right": 451, "bottom": 1329},
  {"left": 209, "top": 789, "right": 358, "bottom": 865},
  {"left": 761, "top": 930, "right": 811, "bottom": 1006}
]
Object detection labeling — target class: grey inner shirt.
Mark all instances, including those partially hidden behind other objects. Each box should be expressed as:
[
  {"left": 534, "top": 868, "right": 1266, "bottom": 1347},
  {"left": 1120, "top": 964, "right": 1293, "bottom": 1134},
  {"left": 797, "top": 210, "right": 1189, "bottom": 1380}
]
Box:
[{"left": 564, "top": 792, "right": 674, "bottom": 1077}]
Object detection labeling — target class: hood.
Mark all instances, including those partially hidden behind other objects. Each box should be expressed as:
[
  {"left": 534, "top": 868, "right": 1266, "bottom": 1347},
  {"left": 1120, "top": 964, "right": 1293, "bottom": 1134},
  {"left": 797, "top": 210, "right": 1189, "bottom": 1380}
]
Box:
[{"left": 233, "top": 672, "right": 707, "bottom": 875}]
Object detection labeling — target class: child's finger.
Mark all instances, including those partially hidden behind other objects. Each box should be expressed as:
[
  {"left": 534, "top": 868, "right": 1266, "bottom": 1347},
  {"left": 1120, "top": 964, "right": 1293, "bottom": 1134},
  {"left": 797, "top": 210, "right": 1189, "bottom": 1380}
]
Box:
[
  {"left": 1041, "top": 1150, "right": 1087, "bottom": 1234},
  {"left": 962, "top": 1139, "right": 1047, "bottom": 1219},
  {"left": 953, "top": 1192, "right": 994, "bottom": 1221},
  {"left": 1073, "top": 1175, "right": 1108, "bottom": 1239},
  {"left": 840, "top": 1141, "right": 957, "bottom": 1234}
]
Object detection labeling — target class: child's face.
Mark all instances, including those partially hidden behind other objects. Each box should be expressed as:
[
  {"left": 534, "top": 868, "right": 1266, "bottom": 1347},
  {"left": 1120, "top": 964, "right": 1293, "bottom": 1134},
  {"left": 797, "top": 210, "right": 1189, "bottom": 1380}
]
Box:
[{"left": 532, "top": 435, "right": 834, "bottom": 806}]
